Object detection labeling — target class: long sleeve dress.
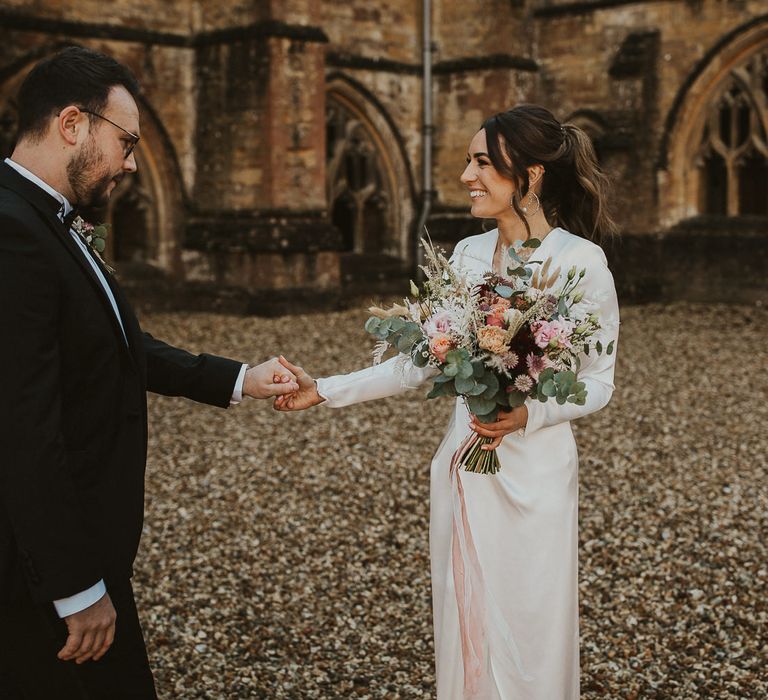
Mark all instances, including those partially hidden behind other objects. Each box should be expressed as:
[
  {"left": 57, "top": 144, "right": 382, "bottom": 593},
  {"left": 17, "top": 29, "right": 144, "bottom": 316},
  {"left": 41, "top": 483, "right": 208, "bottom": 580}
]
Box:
[{"left": 316, "top": 227, "right": 620, "bottom": 700}]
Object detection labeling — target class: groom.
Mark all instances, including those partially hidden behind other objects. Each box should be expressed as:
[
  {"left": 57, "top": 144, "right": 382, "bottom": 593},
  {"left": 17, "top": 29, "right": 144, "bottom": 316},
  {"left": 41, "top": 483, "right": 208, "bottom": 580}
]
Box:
[{"left": 0, "top": 47, "right": 298, "bottom": 698}]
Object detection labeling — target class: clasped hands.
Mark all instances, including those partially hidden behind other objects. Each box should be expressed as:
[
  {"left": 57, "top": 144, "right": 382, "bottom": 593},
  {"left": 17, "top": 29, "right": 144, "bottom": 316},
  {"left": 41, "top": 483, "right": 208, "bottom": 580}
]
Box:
[{"left": 270, "top": 357, "right": 527, "bottom": 449}]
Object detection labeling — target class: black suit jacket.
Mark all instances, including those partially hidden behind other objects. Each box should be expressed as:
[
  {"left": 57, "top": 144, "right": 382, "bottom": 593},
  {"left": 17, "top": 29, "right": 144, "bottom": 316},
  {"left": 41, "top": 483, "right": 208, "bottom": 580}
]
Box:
[{"left": 0, "top": 162, "right": 242, "bottom": 603}]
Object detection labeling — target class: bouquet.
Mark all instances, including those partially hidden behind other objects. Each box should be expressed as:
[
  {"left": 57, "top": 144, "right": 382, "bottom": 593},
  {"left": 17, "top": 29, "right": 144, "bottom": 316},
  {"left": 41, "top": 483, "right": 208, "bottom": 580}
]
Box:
[{"left": 364, "top": 238, "right": 614, "bottom": 475}]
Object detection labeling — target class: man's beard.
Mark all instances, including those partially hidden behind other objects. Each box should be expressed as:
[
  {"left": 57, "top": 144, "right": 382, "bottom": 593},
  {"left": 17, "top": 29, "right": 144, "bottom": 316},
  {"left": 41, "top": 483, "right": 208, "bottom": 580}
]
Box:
[{"left": 66, "top": 138, "right": 121, "bottom": 209}]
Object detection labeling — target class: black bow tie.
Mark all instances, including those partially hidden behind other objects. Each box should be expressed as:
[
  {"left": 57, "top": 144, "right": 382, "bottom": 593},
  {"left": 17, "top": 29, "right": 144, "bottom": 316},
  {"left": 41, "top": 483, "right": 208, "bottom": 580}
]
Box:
[{"left": 61, "top": 207, "right": 79, "bottom": 230}]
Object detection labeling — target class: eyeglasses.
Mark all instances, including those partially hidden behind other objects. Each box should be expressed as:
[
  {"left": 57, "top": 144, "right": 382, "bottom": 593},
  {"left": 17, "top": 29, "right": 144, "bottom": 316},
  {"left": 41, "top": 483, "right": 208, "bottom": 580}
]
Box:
[{"left": 79, "top": 108, "right": 140, "bottom": 159}]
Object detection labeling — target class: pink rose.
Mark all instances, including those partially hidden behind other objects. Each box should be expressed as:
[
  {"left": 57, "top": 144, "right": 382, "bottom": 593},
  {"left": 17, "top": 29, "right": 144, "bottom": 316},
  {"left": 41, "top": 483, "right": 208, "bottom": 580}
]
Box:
[
  {"left": 429, "top": 333, "right": 454, "bottom": 363},
  {"left": 531, "top": 319, "right": 574, "bottom": 349},
  {"left": 531, "top": 320, "right": 559, "bottom": 349},
  {"left": 486, "top": 315, "right": 505, "bottom": 328},
  {"left": 424, "top": 311, "right": 452, "bottom": 336}
]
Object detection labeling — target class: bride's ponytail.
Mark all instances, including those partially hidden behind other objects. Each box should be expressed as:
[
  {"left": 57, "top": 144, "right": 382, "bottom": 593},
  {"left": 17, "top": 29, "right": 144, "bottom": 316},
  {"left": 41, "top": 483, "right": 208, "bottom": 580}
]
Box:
[
  {"left": 482, "top": 105, "right": 618, "bottom": 246},
  {"left": 558, "top": 123, "right": 617, "bottom": 243}
]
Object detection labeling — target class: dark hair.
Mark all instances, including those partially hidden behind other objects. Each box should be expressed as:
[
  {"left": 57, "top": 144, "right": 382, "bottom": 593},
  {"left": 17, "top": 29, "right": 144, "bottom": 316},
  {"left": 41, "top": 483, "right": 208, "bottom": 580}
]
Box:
[
  {"left": 482, "top": 104, "right": 617, "bottom": 244},
  {"left": 16, "top": 46, "right": 140, "bottom": 142}
]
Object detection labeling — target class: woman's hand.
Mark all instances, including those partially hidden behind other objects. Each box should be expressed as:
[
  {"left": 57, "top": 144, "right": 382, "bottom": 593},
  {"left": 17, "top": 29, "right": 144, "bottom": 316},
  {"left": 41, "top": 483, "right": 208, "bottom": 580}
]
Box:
[
  {"left": 273, "top": 356, "right": 325, "bottom": 411},
  {"left": 470, "top": 405, "right": 529, "bottom": 450}
]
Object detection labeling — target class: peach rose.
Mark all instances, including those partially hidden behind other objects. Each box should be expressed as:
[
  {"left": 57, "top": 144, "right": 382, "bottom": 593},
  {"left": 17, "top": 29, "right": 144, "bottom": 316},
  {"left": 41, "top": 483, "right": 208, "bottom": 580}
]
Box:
[
  {"left": 429, "top": 333, "right": 454, "bottom": 363},
  {"left": 477, "top": 325, "right": 509, "bottom": 355}
]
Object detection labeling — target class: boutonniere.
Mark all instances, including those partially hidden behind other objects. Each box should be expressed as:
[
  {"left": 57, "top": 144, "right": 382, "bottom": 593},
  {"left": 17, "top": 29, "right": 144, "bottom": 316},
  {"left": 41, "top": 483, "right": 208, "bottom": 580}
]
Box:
[{"left": 71, "top": 216, "right": 115, "bottom": 274}]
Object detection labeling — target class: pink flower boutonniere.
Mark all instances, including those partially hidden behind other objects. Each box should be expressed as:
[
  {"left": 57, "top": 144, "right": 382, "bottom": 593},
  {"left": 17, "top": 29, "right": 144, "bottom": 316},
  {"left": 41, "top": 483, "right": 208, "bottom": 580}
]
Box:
[{"left": 71, "top": 216, "right": 115, "bottom": 274}]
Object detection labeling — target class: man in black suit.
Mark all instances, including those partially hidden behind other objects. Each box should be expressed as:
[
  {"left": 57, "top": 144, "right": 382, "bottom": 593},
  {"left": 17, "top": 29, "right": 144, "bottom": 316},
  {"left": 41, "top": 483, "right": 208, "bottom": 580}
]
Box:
[{"left": 0, "top": 47, "right": 299, "bottom": 698}]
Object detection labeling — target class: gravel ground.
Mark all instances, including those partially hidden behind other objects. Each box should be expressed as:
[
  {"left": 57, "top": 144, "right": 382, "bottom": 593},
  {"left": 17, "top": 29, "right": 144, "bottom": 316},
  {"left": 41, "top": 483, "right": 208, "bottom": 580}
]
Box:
[{"left": 133, "top": 302, "right": 767, "bottom": 699}]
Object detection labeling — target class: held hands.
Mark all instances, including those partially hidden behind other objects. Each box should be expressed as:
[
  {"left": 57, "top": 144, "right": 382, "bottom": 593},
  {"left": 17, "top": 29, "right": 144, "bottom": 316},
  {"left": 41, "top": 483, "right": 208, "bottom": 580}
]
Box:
[
  {"left": 243, "top": 357, "right": 300, "bottom": 399},
  {"left": 470, "top": 405, "right": 529, "bottom": 451},
  {"left": 273, "top": 356, "right": 324, "bottom": 411},
  {"left": 58, "top": 592, "right": 116, "bottom": 664}
]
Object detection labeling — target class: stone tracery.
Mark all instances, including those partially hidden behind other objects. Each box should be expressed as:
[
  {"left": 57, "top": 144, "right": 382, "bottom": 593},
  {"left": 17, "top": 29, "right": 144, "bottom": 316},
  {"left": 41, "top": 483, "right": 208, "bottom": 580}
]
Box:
[{"left": 695, "top": 49, "right": 768, "bottom": 216}]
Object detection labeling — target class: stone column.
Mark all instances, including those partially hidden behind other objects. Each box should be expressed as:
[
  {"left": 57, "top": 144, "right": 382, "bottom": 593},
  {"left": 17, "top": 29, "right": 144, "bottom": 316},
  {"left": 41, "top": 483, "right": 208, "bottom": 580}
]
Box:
[{"left": 188, "top": 2, "right": 340, "bottom": 313}]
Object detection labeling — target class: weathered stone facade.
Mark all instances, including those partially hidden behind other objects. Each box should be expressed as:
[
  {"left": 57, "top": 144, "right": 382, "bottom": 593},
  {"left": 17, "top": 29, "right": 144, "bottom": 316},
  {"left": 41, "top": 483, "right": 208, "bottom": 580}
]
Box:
[{"left": 0, "top": 1, "right": 765, "bottom": 310}]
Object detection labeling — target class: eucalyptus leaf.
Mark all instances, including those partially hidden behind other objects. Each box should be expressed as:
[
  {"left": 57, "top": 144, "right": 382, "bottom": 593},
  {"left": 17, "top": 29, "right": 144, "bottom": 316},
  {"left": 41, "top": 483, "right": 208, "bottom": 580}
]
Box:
[
  {"left": 467, "top": 395, "right": 497, "bottom": 416},
  {"left": 93, "top": 238, "right": 106, "bottom": 253},
  {"left": 396, "top": 335, "right": 416, "bottom": 353},
  {"left": 507, "top": 390, "right": 526, "bottom": 407},
  {"left": 506, "top": 246, "right": 522, "bottom": 263},
  {"left": 457, "top": 361, "right": 474, "bottom": 379},
  {"left": 455, "top": 376, "right": 476, "bottom": 394},
  {"left": 411, "top": 349, "right": 428, "bottom": 367},
  {"left": 434, "top": 373, "right": 454, "bottom": 384},
  {"left": 467, "top": 382, "right": 488, "bottom": 396},
  {"left": 495, "top": 285, "right": 514, "bottom": 298},
  {"left": 472, "top": 361, "right": 485, "bottom": 379},
  {"left": 480, "top": 372, "right": 500, "bottom": 399},
  {"left": 364, "top": 317, "right": 381, "bottom": 334},
  {"left": 389, "top": 317, "right": 406, "bottom": 332},
  {"left": 557, "top": 298, "right": 568, "bottom": 317},
  {"left": 475, "top": 409, "right": 499, "bottom": 423},
  {"left": 539, "top": 367, "right": 555, "bottom": 382},
  {"left": 444, "top": 364, "right": 459, "bottom": 377},
  {"left": 541, "top": 379, "right": 557, "bottom": 397},
  {"left": 427, "top": 382, "right": 448, "bottom": 399}
]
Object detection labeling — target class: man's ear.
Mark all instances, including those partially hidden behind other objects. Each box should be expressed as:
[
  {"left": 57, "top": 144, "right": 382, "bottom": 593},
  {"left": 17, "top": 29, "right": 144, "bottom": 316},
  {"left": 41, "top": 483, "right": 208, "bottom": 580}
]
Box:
[{"left": 57, "top": 106, "right": 84, "bottom": 146}]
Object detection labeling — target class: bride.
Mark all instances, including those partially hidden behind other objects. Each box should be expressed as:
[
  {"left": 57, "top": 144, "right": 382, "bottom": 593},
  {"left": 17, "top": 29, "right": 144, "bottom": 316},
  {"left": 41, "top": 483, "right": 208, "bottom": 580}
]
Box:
[{"left": 275, "top": 104, "right": 620, "bottom": 700}]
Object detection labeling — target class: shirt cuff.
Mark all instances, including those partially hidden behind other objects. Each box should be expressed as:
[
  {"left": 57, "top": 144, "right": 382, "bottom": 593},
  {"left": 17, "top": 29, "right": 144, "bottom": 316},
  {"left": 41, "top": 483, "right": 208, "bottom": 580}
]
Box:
[
  {"left": 229, "top": 363, "right": 249, "bottom": 405},
  {"left": 53, "top": 579, "right": 107, "bottom": 618}
]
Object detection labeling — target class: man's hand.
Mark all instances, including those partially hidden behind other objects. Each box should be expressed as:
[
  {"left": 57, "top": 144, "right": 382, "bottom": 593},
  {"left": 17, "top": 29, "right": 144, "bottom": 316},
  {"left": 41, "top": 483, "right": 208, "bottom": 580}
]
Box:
[
  {"left": 58, "top": 592, "right": 116, "bottom": 664},
  {"left": 243, "top": 357, "right": 300, "bottom": 399},
  {"left": 273, "top": 356, "right": 324, "bottom": 411}
]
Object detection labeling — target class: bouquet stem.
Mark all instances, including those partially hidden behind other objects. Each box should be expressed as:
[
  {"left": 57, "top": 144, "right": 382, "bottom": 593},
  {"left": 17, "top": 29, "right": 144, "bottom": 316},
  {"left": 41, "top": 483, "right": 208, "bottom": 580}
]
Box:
[{"left": 459, "top": 433, "right": 501, "bottom": 475}]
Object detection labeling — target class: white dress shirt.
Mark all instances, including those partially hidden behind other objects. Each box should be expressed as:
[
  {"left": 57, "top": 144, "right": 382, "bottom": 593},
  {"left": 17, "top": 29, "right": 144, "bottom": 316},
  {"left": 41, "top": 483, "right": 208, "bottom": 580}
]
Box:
[{"left": 5, "top": 158, "right": 247, "bottom": 616}]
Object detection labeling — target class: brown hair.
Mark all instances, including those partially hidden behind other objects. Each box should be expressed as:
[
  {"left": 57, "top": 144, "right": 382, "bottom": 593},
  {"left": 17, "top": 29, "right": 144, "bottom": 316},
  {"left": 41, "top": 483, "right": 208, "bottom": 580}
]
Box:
[{"left": 482, "top": 104, "right": 617, "bottom": 245}]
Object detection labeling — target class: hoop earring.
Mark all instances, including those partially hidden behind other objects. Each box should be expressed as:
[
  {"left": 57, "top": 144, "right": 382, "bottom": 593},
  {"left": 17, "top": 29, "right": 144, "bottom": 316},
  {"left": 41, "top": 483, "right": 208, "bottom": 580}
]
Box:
[{"left": 521, "top": 191, "right": 540, "bottom": 217}]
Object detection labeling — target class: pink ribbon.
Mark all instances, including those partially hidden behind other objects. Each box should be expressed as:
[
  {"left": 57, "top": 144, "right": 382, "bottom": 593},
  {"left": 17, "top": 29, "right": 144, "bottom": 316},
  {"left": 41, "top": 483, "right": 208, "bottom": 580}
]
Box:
[{"left": 449, "top": 432, "right": 533, "bottom": 698}]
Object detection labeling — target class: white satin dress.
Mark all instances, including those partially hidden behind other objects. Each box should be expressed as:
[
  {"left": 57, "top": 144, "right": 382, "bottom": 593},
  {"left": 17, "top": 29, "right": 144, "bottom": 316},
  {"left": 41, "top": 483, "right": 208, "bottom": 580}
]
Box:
[{"left": 316, "top": 227, "right": 620, "bottom": 699}]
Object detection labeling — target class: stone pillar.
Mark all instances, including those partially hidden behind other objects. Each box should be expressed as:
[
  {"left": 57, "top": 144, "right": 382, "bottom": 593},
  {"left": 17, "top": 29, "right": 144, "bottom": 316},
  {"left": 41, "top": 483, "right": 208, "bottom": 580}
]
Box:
[{"left": 187, "top": 3, "right": 340, "bottom": 312}]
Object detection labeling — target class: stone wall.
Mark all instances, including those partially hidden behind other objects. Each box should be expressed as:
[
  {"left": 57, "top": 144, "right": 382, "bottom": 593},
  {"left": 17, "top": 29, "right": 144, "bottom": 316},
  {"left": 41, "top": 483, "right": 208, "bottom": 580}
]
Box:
[{"left": 0, "top": 0, "right": 764, "bottom": 311}]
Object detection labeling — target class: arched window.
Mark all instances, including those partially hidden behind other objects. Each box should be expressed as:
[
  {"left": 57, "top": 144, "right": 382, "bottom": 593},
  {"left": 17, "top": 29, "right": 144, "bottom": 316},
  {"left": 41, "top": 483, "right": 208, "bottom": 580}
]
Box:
[
  {"left": 325, "top": 93, "right": 400, "bottom": 258},
  {"left": 694, "top": 50, "right": 768, "bottom": 217}
]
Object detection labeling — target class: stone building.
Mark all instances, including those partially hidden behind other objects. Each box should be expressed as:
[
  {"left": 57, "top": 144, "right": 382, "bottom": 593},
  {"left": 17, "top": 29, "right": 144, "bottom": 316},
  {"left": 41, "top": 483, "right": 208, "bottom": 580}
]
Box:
[{"left": 0, "top": 0, "right": 765, "bottom": 311}]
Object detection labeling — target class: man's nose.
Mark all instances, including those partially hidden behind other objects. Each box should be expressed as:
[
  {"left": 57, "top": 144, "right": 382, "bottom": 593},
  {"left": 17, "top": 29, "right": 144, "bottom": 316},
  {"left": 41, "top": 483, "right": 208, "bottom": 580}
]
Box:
[{"left": 123, "top": 151, "right": 137, "bottom": 173}]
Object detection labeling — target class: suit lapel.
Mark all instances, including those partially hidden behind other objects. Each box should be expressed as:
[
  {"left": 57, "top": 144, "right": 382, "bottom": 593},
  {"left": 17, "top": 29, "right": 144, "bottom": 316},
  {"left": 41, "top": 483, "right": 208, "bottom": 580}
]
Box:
[{"left": 0, "top": 163, "right": 135, "bottom": 359}]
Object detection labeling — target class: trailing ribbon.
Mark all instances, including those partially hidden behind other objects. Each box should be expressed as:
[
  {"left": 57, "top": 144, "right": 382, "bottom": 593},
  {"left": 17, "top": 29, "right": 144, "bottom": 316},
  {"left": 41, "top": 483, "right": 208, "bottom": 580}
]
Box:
[{"left": 449, "top": 433, "right": 533, "bottom": 698}]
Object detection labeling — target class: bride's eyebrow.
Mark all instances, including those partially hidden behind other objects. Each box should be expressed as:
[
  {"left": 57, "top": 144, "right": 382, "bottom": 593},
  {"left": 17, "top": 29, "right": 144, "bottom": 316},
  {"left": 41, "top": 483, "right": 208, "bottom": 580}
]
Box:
[{"left": 472, "top": 152, "right": 490, "bottom": 159}]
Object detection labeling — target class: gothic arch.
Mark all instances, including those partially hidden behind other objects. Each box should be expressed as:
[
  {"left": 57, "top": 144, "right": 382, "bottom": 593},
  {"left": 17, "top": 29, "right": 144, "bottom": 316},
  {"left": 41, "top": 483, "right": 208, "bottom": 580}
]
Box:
[
  {"left": 658, "top": 19, "right": 768, "bottom": 227},
  {"left": 325, "top": 74, "right": 415, "bottom": 262},
  {"left": 0, "top": 47, "right": 185, "bottom": 276},
  {"left": 564, "top": 109, "right": 607, "bottom": 162}
]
